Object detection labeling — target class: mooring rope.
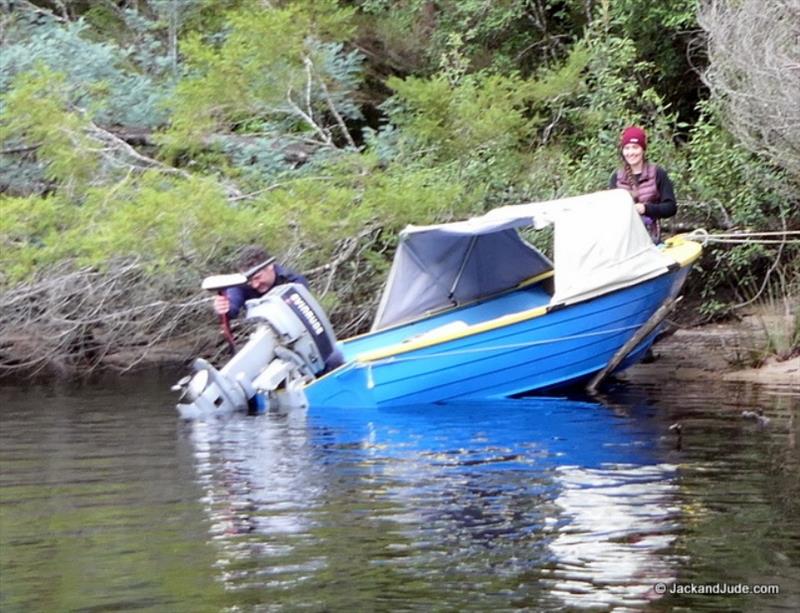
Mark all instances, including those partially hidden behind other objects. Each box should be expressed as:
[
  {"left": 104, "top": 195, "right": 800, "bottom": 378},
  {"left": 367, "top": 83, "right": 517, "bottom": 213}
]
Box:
[{"left": 686, "top": 228, "right": 800, "bottom": 246}]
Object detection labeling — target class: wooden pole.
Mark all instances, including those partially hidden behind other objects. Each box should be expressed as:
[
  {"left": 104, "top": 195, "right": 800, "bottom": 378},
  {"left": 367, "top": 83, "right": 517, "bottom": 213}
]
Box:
[{"left": 586, "top": 296, "right": 682, "bottom": 394}]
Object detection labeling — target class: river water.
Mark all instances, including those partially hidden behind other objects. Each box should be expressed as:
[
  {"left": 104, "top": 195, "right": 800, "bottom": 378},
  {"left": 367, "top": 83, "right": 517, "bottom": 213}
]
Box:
[{"left": 1, "top": 371, "right": 798, "bottom": 612}]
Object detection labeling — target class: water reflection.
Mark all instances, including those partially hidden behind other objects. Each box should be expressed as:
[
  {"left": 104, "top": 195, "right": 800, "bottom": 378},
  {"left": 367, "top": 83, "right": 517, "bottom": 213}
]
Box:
[
  {"left": 2, "top": 375, "right": 798, "bottom": 610},
  {"left": 0, "top": 377, "right": 227, "bottom": 612},
  {"left": 183, "top": 408, "right": 328, "bottom": 597},
  {"left": 545, "top": 464, "right": 679, "bottom": 608},
  {"left": 183, "top": 397, "right": 685, "bottom": 608}
]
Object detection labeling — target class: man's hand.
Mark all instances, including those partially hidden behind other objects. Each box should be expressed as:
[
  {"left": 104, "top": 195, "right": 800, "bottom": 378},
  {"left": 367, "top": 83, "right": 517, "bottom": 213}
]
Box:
[{"left": 213, "top": 294, "right": 231, "bottom": 315}]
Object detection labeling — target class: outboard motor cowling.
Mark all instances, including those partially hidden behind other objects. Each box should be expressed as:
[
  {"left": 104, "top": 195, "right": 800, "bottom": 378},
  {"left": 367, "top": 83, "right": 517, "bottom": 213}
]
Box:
[
  {"left": 174, "top": 283, "right": 338, "bottom": 419},
  {"left": 246, "top": 284, "right": 338, "bottom": 373}
]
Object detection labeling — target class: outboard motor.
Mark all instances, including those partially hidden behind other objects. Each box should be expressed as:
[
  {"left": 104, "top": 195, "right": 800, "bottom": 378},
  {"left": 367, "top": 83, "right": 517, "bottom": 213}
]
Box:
[{"left": 174, "top": 283, "right": 338, "bottom": 419}]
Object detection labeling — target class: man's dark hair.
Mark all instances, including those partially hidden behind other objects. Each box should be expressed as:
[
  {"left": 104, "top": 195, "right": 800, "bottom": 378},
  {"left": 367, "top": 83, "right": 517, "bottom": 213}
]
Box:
[{"left": 236, "top": 245, "right": 272, "bottom": 272}]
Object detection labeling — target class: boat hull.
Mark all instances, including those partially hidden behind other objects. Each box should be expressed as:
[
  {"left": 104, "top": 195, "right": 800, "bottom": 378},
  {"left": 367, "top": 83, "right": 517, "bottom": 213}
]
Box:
[{"left": 305, "top": 264, "right": 691, "bottom": 409}]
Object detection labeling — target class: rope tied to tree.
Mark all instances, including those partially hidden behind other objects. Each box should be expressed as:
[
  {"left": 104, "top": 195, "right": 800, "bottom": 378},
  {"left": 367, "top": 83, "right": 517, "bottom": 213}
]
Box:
[{"left": 685, "top": 229, "right": 800, "bottom": 246}]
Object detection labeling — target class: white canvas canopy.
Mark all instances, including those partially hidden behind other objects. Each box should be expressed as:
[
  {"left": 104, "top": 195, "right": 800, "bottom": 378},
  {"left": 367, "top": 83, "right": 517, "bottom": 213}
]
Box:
[{"left": 372, "top": 189, "right": 675, "bottom": 330}]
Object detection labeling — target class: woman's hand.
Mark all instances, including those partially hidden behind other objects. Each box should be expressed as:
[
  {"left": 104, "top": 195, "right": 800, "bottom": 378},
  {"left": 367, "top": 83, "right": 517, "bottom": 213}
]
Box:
[
  {"left": 213, "top": 294, "right": 230, "bottom": 315},
  {"left": 634, "top": 202, "right": 647, "bottom": 215}
]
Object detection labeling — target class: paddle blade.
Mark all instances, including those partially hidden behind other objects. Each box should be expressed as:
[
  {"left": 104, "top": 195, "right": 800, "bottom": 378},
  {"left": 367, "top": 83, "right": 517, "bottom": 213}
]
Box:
[{"left": 201, "top": 273, "right": 247, "bottom": 291}]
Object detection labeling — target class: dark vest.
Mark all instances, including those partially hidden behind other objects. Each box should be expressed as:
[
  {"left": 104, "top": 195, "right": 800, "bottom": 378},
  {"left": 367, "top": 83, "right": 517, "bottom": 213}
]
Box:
[{"left": 616, "top": 163, "right": 661, "bottom": 242}]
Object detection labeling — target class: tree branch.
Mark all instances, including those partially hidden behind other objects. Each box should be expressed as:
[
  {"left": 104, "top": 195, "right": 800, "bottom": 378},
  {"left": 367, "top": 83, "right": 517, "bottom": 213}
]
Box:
[
  {"left": 305, "top": 56, "right": 358, "bottom": 149},
  {"left": 286, "top": 87, "right": 334, "bottom": 147}
]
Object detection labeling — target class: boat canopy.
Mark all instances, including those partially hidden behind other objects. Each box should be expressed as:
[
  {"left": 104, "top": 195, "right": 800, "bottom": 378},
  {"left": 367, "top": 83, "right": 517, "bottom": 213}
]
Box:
[{"left": 372, "top": 189, "right": 675, "bottom": 330}]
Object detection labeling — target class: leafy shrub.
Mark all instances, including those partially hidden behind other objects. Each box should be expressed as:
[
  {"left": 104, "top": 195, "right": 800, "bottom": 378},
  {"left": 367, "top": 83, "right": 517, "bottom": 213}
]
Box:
[{"left": 0, "top": 16, "right": 169, "bottom": 128}]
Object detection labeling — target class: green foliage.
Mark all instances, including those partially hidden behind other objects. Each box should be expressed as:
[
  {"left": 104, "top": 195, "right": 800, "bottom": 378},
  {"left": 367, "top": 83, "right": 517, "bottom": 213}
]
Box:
[
  {"left": 0, "top": 173, "right": 267, "bottom": 284},
  {"left": 75, "top": 173, "right": 266, "bottom": 268},
  {"left": 514, "top": 27, "right": 682, "bottom": 201},
  {"left": 360, "top": 162, "right": 470, "bottom": 228},
  {"left": 239, "top": 151, "right": 470, "bottom": 271},
  {"left": 162, "top": 2, "right": 358, "bottom": 152},
  {"left": 0, "top": 195, "right": 77, "bottom": 284},
  {"left": 605, "top": 0, "right": 698, "bottom": 65},
  {"left": 382, "top": 60, "right": 597, "bottom": 209},
  {"left": 403, "top": 35, "right": 609, "bottom": 204},
  {"left": 386, "top": 71, "right": 535, "bottom": 164},
  {"left": 356, "top": 0, "right": 589, "bottom": 75},
  {"left": 0, "top": 6, "right": 175, "bottom": 196},
  {"left": 0, "top": 68, "right": 104, "bottom": 196},
  {"left": 603, "top": 0, "right": 702, "bottom": 119},
  {"left": 681, "top": 102, "right": 799, "bottom": 318},
  {"left": 2, "top": 0, "right": 798, "bottom": 368},
  {"left": 569, "top": 28, "right": 671, "bottom": 140},
  {"left": 528, "top": 43, "right": 589, "bottom": 102},
  {"left": 0, "top": 15, "right": 170, "bottom": 128},
  {"left": 687, "top": 103, "right": 792, "bottom": 228}
]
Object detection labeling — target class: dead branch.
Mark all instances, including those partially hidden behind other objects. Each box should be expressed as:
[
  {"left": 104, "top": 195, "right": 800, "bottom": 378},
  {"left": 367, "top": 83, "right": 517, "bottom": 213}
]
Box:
[
  {"left": 0, "top": 143, "right": 41, "bottom": 155},
  {"left": 304, "top": 226, "right": 386, "bottom": 337},
  {"left": 286, "top": 87, "right": 334, "bottom": 147},
  {"left": 12, "top": 0, "right": 67, "bottom": 23},
  {"left": 83, "top": 121, "right": 244, "bottom": 199},
  {"left": 0, "top": 259, "right": 217, "bottom": 378},
  {"left": 699, "top": 0, "right": 800, "bottom": 178},
  {"left": 0, "top": 228, "right": 390, "bottom": 377},
  {"left": 305, "top": 56, "right": 358, "bottom": 150},
  {"left": 86, "top": 121, "right": 192, "bottom": 178}
]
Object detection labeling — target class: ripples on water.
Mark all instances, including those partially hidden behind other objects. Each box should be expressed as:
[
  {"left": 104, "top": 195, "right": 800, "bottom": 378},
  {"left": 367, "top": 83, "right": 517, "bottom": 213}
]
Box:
[{"left": 1, "top": 374, "right": 798, "bottom": 611}]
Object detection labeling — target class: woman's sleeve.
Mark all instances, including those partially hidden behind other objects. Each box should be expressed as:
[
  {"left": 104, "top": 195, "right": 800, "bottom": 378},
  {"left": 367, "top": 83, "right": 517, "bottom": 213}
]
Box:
[
  {"left": 644, "top": 167, "right": 677, "bottom": 219},
  {"left": 609, "top": 172, "right": 618, "bottom": 189}
]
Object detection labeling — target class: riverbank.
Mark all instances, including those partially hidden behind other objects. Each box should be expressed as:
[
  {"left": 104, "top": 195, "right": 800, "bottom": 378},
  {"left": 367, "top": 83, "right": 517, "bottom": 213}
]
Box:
[
  {"left": 2, "top": 312, "right": 797, "bottom": 389},
  {"left": 621, "top": 314, "right": 799, "bottom": 388}
]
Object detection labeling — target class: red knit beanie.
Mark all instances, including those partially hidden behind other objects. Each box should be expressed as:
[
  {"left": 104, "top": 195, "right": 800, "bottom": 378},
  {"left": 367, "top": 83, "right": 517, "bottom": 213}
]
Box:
[{"left": 620, "top": 126, "right": 647, "bottom": 150}]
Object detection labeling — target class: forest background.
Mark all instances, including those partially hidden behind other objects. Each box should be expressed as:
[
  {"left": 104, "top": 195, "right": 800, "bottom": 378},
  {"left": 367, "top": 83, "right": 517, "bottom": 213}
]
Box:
[{"left": 1, "top": 0, "right": 798, "bottom": 376}]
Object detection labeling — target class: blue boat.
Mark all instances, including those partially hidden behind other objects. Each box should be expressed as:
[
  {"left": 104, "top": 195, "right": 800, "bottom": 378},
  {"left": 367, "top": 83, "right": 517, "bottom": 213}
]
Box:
[
  {"left": 306, "top": 191, "right": 700, "bottom": 408},
  {"left": 175, "top": 190, "right": 702, "bottom": 418}
]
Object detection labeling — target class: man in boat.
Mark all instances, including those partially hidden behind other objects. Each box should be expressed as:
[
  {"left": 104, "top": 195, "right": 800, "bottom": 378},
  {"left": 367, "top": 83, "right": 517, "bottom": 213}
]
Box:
[
  {"left": 213, "top": 245, "right": 344, "bottom": 370},
  {"left": 213, "top": 245, "right": 308, "bottom": 318}
]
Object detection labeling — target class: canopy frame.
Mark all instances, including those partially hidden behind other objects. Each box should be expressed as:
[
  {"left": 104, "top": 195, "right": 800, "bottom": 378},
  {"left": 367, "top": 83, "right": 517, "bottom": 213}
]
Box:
[{"left": 371, "top": 190, "right": 674, "bottom": 330}]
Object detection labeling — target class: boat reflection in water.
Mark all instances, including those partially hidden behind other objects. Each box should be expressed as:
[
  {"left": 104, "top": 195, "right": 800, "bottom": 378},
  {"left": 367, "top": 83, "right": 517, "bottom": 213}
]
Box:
[
  {"left": 183, "top": 396, "right": 680, "bottom": 608},
  {"left": 544, "top": 463, "right": 678, "bottom": 607}
]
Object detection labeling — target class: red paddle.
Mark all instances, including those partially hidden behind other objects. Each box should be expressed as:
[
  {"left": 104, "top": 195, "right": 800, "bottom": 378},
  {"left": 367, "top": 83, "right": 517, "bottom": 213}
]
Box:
[
  {"left": 218, "top": 297, "right": 237, "bottom": 354},
  {"left": 201, "top": 257, "right": 275, "bottom": 355}
]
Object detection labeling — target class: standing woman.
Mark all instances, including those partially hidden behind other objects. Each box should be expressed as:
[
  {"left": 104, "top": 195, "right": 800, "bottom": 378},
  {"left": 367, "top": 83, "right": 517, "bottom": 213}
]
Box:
[{"left": 609, "top": 126, "right": 677, "bottom": 243}]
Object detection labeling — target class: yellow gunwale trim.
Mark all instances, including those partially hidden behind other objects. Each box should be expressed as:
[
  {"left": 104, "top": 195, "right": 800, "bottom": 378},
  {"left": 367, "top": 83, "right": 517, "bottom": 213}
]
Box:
[
  {"left": 356, "top": 305, "right": 549, "bottom": 363},
  {"left": 516, "top": 269, "right": 556, "bottom": 288}
]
